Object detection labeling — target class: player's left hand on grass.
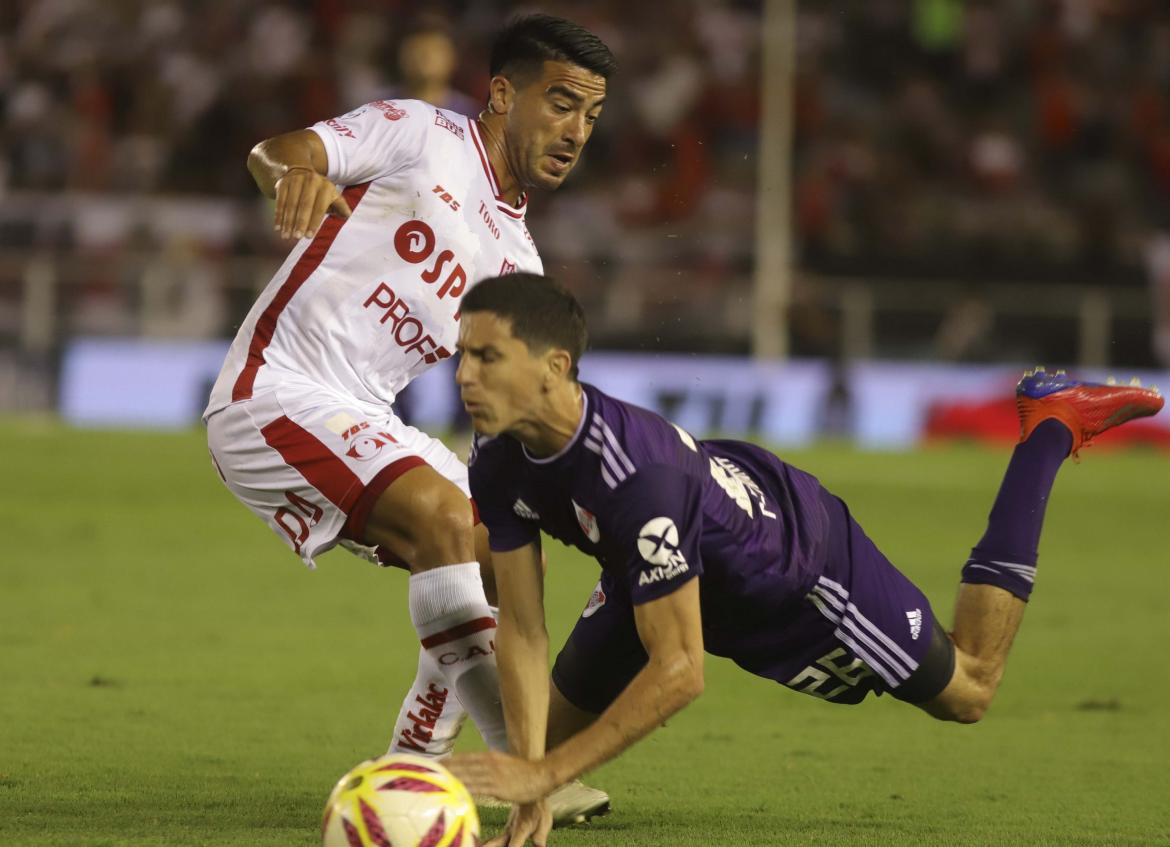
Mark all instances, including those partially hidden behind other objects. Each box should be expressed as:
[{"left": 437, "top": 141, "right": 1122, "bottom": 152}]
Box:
[
  {"left": 483, "top": 801, "right": 552, "bottom": 847},
  {"left": 446, "top": 751, "right": 552, "bottom": 805}
]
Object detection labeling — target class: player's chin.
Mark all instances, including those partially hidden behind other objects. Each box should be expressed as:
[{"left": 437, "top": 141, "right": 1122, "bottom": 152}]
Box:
[
  {"left": 531, "top": 167, "right": 571, "bottom": 191},
  {"left": 466, "top": 409, "right": 500, "bottom": 435}
]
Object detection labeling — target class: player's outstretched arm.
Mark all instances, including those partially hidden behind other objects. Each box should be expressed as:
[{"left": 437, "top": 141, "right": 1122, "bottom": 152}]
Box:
[
  {"left": 451, "top": 578, "right": 704, "bottom": 809},
  {"left": 448, "top": 540, "right": 553, "bottom": 847},
  {"left": 247, "top": 130, "right": 351, "bottom": 239},
  {"left": 542, "top": 578, "right": 705, "bottom": 784}
]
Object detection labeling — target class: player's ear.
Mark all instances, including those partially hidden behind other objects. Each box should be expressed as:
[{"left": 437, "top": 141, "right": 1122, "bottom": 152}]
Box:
[
  {"left": 544, "top": 349, "right": 572, "bottom": 386},
  {"left": 488, "top": 75, "right": 514, "bottom": 115}
]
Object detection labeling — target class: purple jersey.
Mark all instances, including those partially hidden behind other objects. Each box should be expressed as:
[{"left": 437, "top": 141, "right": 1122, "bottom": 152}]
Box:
[{"left": 469, "top": 383, "right": 833, "bottom": 660}]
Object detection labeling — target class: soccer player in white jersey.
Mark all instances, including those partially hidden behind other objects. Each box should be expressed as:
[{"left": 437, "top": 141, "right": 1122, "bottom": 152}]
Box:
[{"left": 202, "top": 15, "right": 614, "bottom": 824}]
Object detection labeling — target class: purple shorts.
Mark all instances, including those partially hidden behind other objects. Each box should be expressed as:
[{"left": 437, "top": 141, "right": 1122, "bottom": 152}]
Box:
[{"left": 552, "top": 489, "right": 953, "bottom": 710}]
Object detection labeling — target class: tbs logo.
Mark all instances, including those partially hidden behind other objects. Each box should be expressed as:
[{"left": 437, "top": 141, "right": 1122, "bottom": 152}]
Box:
[{"left": 339, "top": 421, "right": 398, "bottom": 460}]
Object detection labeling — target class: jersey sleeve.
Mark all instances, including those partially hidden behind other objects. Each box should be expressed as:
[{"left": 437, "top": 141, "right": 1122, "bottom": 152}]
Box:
[
  {"left": 603, "top": 464, "right": 704, "bottom": 605},
  {"left": 308, "top": 99, "right": 429, "bottom": 185},
  {"left": 468, "top": 435, "right": 540, "bottom": 553}
]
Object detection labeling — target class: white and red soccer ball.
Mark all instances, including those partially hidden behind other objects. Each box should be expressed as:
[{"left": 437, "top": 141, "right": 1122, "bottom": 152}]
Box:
[{"left": 322, "top": 754, "right": 479, "bottom": 847}]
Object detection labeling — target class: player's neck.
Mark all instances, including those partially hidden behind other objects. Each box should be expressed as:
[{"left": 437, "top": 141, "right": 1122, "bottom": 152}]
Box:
[
  {"left": 515, "top": 383, "right": 584, "bottom": 459},
  {"left": 475, "top": 113, "right": 523, "bottom": 206}
]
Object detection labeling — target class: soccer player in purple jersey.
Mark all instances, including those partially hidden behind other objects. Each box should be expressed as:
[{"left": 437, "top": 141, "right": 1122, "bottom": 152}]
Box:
[{"left": 445, "top": 273, "right": 1164, "bottom": 846}]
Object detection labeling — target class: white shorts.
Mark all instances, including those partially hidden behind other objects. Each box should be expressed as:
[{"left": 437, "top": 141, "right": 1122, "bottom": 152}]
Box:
[{"left": 206, "top": 387, "right": 469, "bottom": 568}]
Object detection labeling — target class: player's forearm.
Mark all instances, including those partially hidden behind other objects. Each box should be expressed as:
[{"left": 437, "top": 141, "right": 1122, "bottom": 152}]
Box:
[
  {"left": 247, "top": 133, "right": 322, "bottom": 199},
  {"left": 542, "top": 648, "right": 703, "bottom": 788},
  {"left": 496, "top": 613, "right": 550, "bottom": 761}
]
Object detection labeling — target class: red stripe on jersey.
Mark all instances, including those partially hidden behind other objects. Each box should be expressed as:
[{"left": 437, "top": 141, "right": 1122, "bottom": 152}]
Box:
[
  {"left": 419, "top": 616, "right": 497, "bottom": 649},
  {"left": 260, "top": 415, "right": 363, "bottom": 512},
  {"left": 232, "top": 181, "right": 371, "bottom": 402},
  {"left": 468, "top": 118, "right": 527, "bottom": 219}
]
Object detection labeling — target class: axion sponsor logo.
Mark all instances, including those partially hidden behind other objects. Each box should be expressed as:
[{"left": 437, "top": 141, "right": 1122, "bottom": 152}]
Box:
[
  {"left": 636, "top": 516, "right": 689, "bottom": 585},
  {"left": 372, "top": 99, "right": 407, "bottom": 120},
  {"left": 499, "top": 257, "right": 516, "bottom": 275}
]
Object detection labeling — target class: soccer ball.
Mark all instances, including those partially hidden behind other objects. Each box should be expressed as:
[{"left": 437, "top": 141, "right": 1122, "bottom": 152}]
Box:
[{"left": 321, "top": 753, "right": 480, "bottom": 847}]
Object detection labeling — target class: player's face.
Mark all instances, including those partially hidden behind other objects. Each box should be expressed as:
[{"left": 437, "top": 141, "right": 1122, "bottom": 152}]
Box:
[
  {"left": 505, "top": 61, "right": 606, "bottom": 191},
  {"left": 456, "top": 312, "right": 549, "bottom": 436}
]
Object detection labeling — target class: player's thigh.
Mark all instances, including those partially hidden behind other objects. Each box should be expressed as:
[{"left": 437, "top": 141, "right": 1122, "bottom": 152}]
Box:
[
  {"left": 806, "top": 492, "right": 956, "bottom": 705},
  {"left": 206, "top": 390, "right": 468, "bottom": 569},
  {"left": 551, "top": 575, "right": 647, "bottom": 716}
]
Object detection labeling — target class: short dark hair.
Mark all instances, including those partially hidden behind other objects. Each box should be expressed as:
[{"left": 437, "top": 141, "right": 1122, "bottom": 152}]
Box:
[
  {"left": 461, "top": 273, "right": 588, "bottom": 379},
  {"left": 490, "top": 14, "right": 616, "bottom": 83}
]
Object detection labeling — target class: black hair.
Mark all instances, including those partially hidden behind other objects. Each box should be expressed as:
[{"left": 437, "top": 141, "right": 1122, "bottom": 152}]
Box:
[
  {"left": 489, "top": 14, "right": 616, "bottom": 83},
  {"left": 461, "top": 273, "right": 588, "bottom": 380}
]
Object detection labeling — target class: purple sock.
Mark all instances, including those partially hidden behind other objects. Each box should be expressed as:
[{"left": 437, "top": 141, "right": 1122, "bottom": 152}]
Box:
[{"left": 961, "top": 419, "right": 1073, "bottom": 601}]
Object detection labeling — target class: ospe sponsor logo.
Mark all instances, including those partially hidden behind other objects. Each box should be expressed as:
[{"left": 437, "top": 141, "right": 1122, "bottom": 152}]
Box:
[{"left": 392, "top": 219, "right": 467, "bottom": 301}]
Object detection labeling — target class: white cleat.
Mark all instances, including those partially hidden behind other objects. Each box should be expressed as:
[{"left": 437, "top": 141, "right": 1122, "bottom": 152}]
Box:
[
  {"left": 549, "top": 780, "right": 611, "bottom": 827},
  {"left": 473, "top": 780, "right": 611, "bottom": 826}
]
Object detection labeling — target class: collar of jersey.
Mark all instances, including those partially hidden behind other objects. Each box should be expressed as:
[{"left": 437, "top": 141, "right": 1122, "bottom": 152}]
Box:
[
  {"left": 467, "top": 116, "right": 529, "bottom": 220},
  {"left": 522, "top": 389, "right": 589, "bottom": 465}
]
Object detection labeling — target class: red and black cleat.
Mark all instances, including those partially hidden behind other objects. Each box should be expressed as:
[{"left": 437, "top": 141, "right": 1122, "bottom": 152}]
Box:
[{"left": 1016, "top": 367, "right": 1165, "bottom": 456}]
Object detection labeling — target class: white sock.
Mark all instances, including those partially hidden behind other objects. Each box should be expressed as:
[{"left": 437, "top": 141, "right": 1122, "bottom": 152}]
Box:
[
  {"left": 388, "top": 646, "right": 468, "bottom": 758},
  {"left": 408, "top": 563, "right": 508, "bottom": 752}
]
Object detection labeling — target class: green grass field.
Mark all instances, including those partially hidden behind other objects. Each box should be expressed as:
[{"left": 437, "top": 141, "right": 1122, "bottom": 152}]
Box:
[{"left": 2, "top": 420, "right": 1168, "bottom": 846}]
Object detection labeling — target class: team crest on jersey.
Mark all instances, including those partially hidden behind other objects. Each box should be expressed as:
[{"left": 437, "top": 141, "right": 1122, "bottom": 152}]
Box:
[
  {"left": 572, "top": 500, "right": 601, "bottom": 543},
  {"left": 581, "top": 581, "right": 606, "bottom": 618},
  {"left": 372, "top": 100, "right": 407, "bottom": 121},
  {"left": 499, "top": 258, "right": 517, "bottom": 275},
  {"left": 434, "top": 111, "right": 465, "bottom": 139}
]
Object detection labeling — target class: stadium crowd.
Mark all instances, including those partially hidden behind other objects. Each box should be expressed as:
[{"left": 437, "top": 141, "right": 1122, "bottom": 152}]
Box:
[{"left": 2, "top": 1, "right": 1168, "bottom": 362}]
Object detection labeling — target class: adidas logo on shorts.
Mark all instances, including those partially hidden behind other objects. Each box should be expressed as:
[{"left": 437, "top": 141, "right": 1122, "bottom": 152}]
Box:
[{"left": 906, "top": 609, "right": 923, "bottom": 641}]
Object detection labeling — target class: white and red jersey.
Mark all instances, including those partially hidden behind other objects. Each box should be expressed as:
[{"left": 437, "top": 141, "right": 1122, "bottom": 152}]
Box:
[{"left": 205, "top": 99, "right": 541, "bottom": 419}]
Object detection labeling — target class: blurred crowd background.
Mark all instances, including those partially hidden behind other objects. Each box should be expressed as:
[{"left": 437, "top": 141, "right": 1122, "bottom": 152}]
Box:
[{"left": 2, "top": 0, "right": 1170, "bottom": 415}]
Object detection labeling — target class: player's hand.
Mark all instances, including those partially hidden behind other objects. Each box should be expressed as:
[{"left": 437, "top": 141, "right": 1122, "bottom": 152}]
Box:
[
  {"left": 446, "top": 751, "right": 553, "bottom": 805},
  {"left": 484, "top": 801, "right": 552, "bottom": 847},
  {"left": 273, "top": 167, "right": 351, "bottom": 240}
]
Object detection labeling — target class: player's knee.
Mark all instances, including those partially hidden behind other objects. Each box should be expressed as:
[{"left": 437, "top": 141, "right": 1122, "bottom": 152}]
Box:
[
  {"left": 923, "top": 656, "right": 999, "bottom": 724},
  {"left": 946, "top": 698, "right": 989, "bottom": 725},
  {"left": 413, "top": 493, "right": 476, "bottom": 567}
]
